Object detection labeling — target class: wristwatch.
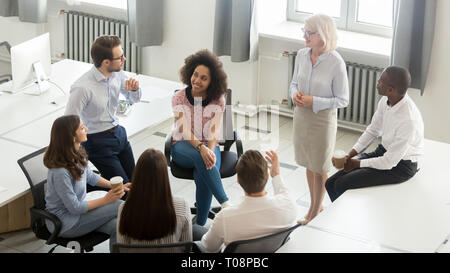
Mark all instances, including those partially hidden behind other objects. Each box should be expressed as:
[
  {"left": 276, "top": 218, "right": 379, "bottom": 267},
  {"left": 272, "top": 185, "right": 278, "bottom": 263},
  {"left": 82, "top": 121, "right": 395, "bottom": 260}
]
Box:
[{"left": 196, "top": 143, "right": 204, "bottom": 151}]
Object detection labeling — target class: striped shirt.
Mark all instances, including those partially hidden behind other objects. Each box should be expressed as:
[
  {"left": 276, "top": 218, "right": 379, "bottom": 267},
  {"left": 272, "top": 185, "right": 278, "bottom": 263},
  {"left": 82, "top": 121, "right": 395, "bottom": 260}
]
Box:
[
  {"left": 65, "top": 66, "right": 142, "bottom": 134},
  {"left": 116, "top": 196, "right": 192, "bottom": 246}
]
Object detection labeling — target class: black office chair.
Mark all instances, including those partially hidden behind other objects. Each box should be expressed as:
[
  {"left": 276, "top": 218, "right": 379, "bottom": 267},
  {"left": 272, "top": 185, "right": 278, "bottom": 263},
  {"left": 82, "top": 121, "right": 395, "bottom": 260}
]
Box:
[
  {"left": 164, "top": 89, "right": 243, "bottom": 220},
  {"left": 17, "top": 147, "right": 110, "bottom": 253},
  {"left": 112, "top": 242, "right": 197, "bottom": 253},
  {"left": 221, "top": 223, "right": 302, "bottom": 253}
]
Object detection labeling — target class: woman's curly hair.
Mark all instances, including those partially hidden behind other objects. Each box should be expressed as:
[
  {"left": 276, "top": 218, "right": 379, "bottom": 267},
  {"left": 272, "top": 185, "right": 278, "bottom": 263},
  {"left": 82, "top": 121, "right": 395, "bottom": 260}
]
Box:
[{"left": 179, "top": 49, "right": 227, "bottom": 101}]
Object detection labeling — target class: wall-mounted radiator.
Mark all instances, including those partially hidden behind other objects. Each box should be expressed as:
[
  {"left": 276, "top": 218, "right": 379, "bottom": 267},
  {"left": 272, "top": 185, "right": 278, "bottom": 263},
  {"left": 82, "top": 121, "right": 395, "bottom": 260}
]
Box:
[
  {"left": 63, "top": 10, "right": 139, "bottom": 73},
  {"left": 285, "top": 52, "right": 384, "bottom": 132},
  {"left": 340, "top": 62, "right": 384, "bottom": 131}
]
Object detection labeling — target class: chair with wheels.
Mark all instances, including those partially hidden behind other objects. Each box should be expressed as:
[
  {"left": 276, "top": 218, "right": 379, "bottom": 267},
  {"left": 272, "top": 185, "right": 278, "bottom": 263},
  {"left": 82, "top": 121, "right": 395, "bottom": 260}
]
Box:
[
  {"left": 112, "top": 241, "right": 197, "bottom": 253},
  {"left": 17, "top": 147, "right": 110, "bottom": 253},
  {"left": 222, "top": 223, "right": 302, "bottom": 253},
  {"left": 164, "top": 88, "right": 243, "bottom": 221}
]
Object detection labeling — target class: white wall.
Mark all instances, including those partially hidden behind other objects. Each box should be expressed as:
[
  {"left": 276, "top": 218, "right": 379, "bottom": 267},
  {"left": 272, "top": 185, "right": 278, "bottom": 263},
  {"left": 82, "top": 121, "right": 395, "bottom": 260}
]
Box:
[
  {"left": 140, "top": 0, "right": 287, "bottom": 106},
  {"left": 255, "top": 0, "right": 450, "bottom": 144},
  {"left": 140, "top": 0, "right": 215, "bottom": 80},
  {"left": 1, "top": 0, "right": 449, "bottom": 143},
  {"left": 0, "top": 16, "right": 46, "bottom": 75},
  {"left": 407, "top": 0, "right": 450, "bottom": 143}
]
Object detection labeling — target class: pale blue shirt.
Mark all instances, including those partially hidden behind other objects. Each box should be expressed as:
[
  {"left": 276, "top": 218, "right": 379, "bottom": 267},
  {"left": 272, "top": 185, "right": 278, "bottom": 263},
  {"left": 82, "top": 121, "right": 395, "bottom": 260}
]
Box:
[
  {"left": 45, "top": 166, "right": 100, "bottom": 235},
  {"left": 289, "top": 48, "right": 349, "bottom": 114},
  {"left": 65, "top": 66, "right": 142, "bottom": 134}
]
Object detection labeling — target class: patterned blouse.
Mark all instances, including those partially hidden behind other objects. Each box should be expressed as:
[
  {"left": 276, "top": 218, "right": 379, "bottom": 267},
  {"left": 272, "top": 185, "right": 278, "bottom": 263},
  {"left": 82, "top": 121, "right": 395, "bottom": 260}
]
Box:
[{"left": 171, "top": 87, "right": 225, "bottom": 145}]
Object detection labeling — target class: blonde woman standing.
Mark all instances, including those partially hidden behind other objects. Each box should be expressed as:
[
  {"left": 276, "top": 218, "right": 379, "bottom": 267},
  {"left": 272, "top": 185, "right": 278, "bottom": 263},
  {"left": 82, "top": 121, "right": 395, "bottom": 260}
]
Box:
[{"left": 290, "top": 14, "right": 349, "bottom": 224}]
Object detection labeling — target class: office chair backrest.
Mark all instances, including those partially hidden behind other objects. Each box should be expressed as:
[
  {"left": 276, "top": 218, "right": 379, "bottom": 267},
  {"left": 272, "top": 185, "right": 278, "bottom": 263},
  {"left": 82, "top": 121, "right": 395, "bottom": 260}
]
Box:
[
  {"left": 220, "top": 88, "right": 235, "bottom": 144},
  {"left": 0, "top": 41, "right": 12, "bottom": 83},
  {"left": 0, "top": 41, "right": 11, "bottom": 54},
  {"left": 223, "top": 223, "right": 302, "bottom": 253},
  {"left": 17, "top": 147, "right": 48, "bottom": 209},
  {"left": 112, "top": 242, "right": 194, "bottom": 253}
]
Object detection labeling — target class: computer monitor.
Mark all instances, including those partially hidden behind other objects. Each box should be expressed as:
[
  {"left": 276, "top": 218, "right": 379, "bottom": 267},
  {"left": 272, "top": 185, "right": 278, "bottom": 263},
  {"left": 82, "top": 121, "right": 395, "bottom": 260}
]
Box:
[{"left": 10, "top": 33, "right": 51, "bottom": 94}]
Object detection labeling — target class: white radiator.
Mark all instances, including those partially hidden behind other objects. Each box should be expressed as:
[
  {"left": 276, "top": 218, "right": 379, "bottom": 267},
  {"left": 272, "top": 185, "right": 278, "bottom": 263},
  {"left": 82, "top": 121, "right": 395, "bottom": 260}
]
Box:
[{"left": 63, "top": 10, "right": 139, "bottom": 73}]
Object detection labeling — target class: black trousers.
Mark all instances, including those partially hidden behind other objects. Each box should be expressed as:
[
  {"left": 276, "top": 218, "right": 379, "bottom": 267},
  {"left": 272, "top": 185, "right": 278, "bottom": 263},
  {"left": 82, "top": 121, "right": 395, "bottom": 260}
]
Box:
[
  {"left": 325, "top": 144, "right": 418, "bottom": 202},
  {"left": 82, "top": 125, "right": 135, "bottom": 199}
]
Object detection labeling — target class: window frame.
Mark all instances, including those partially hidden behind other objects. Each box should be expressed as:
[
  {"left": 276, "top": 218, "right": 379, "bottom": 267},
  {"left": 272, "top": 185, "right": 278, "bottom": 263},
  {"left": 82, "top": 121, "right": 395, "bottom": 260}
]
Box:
[
  {"left": 79, "top": 0, "right": 128, "bottom": 10},
  {"left": 287, "top": 0, "right": 393, "bottom": 38}
]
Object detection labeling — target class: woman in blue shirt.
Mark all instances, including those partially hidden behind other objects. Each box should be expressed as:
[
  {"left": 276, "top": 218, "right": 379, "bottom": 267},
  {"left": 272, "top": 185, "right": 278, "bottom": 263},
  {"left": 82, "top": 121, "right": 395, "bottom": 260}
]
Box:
[
  {"left": 44, "top": 115, "right": 130, "bottom": 252},
  {"left": 290, "top": 14, "right": 349, "bottom": 224}
]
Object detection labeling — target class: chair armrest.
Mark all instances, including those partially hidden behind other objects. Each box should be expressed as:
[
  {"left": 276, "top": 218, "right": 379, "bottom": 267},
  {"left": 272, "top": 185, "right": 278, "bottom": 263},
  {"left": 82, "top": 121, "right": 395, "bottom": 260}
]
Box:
[
  {"left": 0, "top": 74, "right": 12, "bottom": 84},
  {"left": 164, "top": 132, "right": 173, "bottom": 166},
  {"left": 30, "top": 207, "right": 62, "bottom": 245},
  {"left": 223, "top": 130, "right": 242, "bottom": 155},
  {"left": 235, "top": 131, "right": 243, "bottom": 158},
  {"left": 190, "top": 207, "right": 197, "bottom": 215},
  {"left": 193, "top": 241, "right": 207, "bottom": 253}
]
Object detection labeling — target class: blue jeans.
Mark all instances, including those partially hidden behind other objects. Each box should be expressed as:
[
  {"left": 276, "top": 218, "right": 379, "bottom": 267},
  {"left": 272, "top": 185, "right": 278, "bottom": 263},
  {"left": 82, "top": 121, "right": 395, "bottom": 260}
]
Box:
[
  {"left": 171, "top": 141, "right": 228, "bottom": 226},
  {"left": 60, "top": 200, "right": 123, "bottom": 252}
]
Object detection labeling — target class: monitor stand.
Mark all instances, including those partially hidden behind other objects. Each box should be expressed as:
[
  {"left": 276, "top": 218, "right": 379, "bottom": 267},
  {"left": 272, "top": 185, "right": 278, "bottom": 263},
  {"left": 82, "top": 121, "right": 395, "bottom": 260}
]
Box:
[{"left": 23, "top": 61, "right": 50, "bottom": 95}]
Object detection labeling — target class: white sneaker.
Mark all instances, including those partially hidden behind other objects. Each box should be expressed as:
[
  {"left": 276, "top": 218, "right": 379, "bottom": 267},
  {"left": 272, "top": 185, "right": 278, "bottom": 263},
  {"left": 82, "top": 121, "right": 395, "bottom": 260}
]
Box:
[{"left": 221, "top": 201, "right": 231, "bottom": 208}]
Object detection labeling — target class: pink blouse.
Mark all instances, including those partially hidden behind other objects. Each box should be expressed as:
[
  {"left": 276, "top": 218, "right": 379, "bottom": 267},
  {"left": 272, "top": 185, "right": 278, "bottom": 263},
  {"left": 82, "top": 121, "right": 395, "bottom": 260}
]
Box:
[{"left": 171, "top": 88, "right": 225, "bottom": 145}]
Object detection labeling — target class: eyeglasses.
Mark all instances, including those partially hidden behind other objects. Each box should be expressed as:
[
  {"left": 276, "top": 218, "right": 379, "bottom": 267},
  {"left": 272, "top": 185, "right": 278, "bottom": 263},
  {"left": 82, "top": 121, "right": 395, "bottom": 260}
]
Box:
[
  {"left": 301, "top": 28, "right": 317, "bottom": 38},
  {"left": 110, "top": 54, "right": 125, "bottom": 61}
]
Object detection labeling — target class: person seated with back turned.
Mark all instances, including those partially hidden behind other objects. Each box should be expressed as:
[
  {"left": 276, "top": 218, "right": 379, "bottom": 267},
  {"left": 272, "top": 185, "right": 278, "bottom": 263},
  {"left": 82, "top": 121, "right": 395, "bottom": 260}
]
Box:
[
  {"left": 325, "top": 66, "right": 424, "bottom": 202},
  {"left": 171, "top": 49, "right": 230, "bottom": 227},
  {"left": 44, "top": 115, "right": 129, "bottom": 252},
  {"left": 117, "top": 148, "right": 192, "bottom": 246},
  {"left": 198, "top": 150, "right": 298, "bottom": 253}
]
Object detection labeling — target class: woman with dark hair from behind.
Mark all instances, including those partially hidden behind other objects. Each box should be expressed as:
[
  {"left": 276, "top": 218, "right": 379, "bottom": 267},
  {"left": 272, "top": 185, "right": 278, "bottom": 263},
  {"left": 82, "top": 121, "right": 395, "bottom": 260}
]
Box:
[
  {"left": 44, "top": 115, "right": 129, "bottom": 252},
  {"left": 117, "top": 148, "right": 192, "bottom": 247}
]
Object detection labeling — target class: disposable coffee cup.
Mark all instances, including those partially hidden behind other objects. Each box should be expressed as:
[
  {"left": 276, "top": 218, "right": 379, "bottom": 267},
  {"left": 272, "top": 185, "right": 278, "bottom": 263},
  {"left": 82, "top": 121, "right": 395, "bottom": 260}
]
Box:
[
  {"left": 333, "top": 150, "right": 347, "bottom": 169},
  {"left": 110, "top": 176, "right": 123, "bottom": 191}
]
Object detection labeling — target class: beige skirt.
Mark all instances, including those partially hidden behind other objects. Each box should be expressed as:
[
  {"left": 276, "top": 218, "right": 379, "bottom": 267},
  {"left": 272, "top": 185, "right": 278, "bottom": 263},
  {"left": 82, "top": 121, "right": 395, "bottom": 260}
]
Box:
[{"left": 293, "top": 106, "right": 337, "bottom": 174}]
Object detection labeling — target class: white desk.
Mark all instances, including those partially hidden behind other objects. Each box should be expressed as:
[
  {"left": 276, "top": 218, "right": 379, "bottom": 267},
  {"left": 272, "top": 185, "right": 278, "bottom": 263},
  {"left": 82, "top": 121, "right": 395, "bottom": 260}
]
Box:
[
  {"left": 1, "top": 73, "right": 183, "bottom": 148},
  {"left": 0, "top": 60, "right": 92, "bottom": 136},
  {"left": 0, "top": 59, "right": 182, "bottom": 209},
  {"left": 436, "top": 237, "right": 450, "bottom": 253},
  {"left": 0, "top": 139, "right": 37, "bottom": 207},
  {"left": 120, "top": 73, "right": 183, "bottom": 137},
  {"left": 277, "top": 226, "right": 403, "bottom": 253},
  {"left": 306, "top": 139, "right": 450, "bottom": 253}
]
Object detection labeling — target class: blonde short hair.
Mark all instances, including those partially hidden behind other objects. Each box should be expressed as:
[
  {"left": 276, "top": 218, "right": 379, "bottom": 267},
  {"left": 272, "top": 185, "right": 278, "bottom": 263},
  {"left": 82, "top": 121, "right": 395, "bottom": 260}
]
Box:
[{"left": 305, "top": 14, "right": 338, "bottom": 52}]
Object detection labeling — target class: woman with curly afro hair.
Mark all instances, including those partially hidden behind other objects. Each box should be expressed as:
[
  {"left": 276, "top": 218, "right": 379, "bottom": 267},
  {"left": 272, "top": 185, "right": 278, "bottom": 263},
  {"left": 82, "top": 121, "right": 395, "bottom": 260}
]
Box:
[{"left": 170, "top": 49, "right": 230, "bottom": 226}]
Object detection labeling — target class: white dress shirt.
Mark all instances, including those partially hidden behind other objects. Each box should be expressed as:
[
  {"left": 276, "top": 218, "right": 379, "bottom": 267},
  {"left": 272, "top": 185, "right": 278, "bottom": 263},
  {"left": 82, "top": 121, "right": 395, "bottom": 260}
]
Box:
[
  {"left": 200, "top": 175, "right": 298, "bottom": 253},
  {"left": 353, "top": 94, "right": 424, "bottom": 170}
]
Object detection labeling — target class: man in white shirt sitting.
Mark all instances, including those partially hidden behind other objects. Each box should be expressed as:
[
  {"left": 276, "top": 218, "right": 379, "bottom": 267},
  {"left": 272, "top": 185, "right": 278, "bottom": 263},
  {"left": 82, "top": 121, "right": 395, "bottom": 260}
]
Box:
[
  {"left": 199, "top": 150, "right": 298, "bottom": 253},
  {"left": 325, "top": 66, "right": 424, "bottom": 202}
]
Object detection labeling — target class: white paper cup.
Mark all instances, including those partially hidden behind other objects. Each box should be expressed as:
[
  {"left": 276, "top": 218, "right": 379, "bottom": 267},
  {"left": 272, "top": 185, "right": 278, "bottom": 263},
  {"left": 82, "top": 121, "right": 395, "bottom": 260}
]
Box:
[
  {"left": 332, "top": 150, "right": 347, "bottom": 169},
  {"left": 110, "top": 176, "right": 123, "bottom": 190}
]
